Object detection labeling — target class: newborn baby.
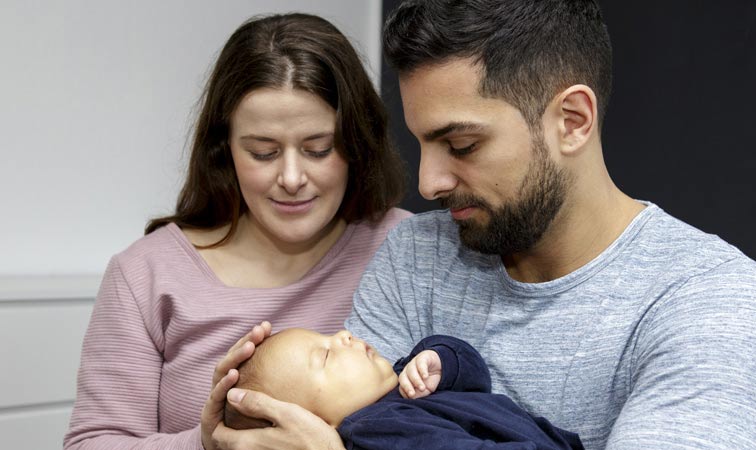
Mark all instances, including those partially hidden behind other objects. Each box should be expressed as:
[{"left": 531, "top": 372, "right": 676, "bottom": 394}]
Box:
[{"left": 225, "top": 328, "right": 583, "bottom": 450}]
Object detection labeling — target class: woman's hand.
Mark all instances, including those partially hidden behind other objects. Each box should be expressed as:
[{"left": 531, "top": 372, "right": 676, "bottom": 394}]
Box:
[
  {"left": 201, "top": 321, "right": 272, "bottom": 450},
  {"left": 398, "top": 349, "right": 442, "bottom": 399},
  {"left": 214, "top": 388, "right": 346, "bottom": 450}
]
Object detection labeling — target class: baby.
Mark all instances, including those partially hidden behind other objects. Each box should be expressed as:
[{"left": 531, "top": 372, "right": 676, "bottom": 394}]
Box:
[{"left": 225, "top": 329, "right": 583, "bottom": 449}]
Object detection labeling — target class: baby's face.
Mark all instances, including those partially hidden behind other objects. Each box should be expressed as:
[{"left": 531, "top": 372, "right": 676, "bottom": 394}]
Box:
[{"left": 261, "top": 328, "right": 398, "bottom": 426}]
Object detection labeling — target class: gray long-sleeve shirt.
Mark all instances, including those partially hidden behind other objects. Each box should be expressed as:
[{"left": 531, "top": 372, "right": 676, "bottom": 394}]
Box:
[{"left": 346, "top": 203, "right": 756, "bottom": 450}]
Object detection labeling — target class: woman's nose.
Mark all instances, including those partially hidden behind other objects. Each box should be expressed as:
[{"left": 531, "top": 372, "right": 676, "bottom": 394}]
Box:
[{"left": 277, "top": 151, "right": 307, "bottom": 194}]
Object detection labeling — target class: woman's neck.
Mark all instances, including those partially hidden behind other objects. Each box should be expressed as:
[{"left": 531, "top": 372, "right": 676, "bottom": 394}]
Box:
[{"left": 187, "top": 215, "right": 347, "bottom": 289}]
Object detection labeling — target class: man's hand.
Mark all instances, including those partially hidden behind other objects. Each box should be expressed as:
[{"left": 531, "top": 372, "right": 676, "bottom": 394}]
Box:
[
  {"left": 398, "top": 349, "right": 442, "bottom": 399},
  {"left": 201, "top": 321, "right": 272, "bottom": 450},
  {"left": 212, "top": 389, "right": 346, "bottom": 450}
]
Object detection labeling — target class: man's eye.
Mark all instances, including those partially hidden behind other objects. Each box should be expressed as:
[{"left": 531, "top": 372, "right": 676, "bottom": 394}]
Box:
[{"left": 448, "top": 142, "right": 477, "bottom": 157}]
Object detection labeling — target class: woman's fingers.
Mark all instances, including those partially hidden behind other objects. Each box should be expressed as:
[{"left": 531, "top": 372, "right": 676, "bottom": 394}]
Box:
[
  {"left": 213, "top": 389, "right": 345, "bottom": 450},
  {"left": 201, "top": 369, "right": 239, "bottom": 450},
  {"left": 206, "top": 370, "right": 238, "bottom": 423},
  {"left": 213, "top": 341, "right": 254, "bottom": 386},
  {"left": 227, "top": 322, "right": 272, "bottom": 356},
  {"left": 212, "top": 322, "right": 273, "bottom": 386}
]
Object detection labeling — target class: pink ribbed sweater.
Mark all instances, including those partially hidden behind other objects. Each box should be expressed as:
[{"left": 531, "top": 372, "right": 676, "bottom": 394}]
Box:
[{"left": 64, "top": 208, "right": 410, "bottom": 449}]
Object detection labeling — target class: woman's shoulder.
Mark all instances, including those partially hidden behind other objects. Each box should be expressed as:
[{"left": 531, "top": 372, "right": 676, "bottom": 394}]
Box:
[
  {"left": 111, "top": 223, "right": 196, "bottom": 272},
  {"left": 316, "top": 208, "right": 412, "bottom": 268},
  {"left": 372, "top": 207, "right": 413, "bottom": 230},
  {"left": 352, "top": 207, "right": 413, "bottom": 241}
]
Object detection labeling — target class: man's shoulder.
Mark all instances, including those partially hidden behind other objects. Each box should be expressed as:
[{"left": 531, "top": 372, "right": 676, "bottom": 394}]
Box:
[
  {"left": 628, "top": 204, "right": 754, "bottom": 277},
  {"left": 624, "top": 206, "right": 756, "bottom": 325},
  {"left": 387, "top": 209, "right": 459, "bottom": 244},
  {"left": 384, "top": 210, "right": 497, "bottom": 267}
]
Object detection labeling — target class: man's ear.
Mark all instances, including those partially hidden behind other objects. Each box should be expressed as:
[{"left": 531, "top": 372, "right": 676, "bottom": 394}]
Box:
[{"left": 553, "top": 84, "right": 597, "bottom": 156}]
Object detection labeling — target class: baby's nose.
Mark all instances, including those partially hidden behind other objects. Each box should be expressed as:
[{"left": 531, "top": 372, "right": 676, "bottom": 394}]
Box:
[{"left": 335, "top": 329, "right": 353, "bottom": 345}]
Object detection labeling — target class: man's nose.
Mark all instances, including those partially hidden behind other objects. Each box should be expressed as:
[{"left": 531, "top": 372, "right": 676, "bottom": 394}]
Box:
[{"left": 418, "top": 149, "right": 457, "bottom": 200}]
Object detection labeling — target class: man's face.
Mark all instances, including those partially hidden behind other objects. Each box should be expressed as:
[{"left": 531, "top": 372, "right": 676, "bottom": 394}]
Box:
[
  {"left": 258, "top": 329, "right": 398, "bottom": 426},
  {"left": 399, "top": 58, "right": 569, "bottom": 256}
]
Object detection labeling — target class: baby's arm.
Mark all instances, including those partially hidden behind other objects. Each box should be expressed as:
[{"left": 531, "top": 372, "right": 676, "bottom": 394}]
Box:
[
  {"left": 393, "top": 335, "right": 492, "bottom": 398},
  {"left": 398, "top": 350, "right": 442, "bottom": 399}
]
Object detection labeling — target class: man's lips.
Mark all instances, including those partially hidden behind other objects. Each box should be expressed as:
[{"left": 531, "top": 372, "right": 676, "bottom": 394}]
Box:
[{"left": 450, "top": 206, "right": 476, "bottom": 220}]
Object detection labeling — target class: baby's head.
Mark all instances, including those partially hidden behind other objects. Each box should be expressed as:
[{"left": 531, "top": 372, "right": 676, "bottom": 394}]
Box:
[{"left": 224, "top": 328, "right": 398, "bottom": 428}]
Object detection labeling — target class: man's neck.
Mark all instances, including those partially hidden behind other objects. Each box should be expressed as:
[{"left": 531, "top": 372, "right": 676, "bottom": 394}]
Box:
[{"left": 502, "top": 188, "right": 645, "bottom": 283}]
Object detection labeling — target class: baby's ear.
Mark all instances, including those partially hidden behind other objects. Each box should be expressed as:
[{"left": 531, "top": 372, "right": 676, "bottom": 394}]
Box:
[{"left": 224, "top": 402, "right": 273, "bottom": 430}]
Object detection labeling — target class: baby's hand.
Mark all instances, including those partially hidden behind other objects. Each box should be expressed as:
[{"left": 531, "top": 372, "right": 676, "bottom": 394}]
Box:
[{"left": 398, "top": 350, "right": 442, "bottom": 399}]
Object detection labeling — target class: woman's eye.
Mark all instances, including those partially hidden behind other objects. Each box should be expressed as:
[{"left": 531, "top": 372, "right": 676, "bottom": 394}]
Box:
[
  {"left": 306, "top": 147, "right": 334, "bottom": 158},
  {"left": 249, "top": 150, "right": 277, "bottom": 161}
]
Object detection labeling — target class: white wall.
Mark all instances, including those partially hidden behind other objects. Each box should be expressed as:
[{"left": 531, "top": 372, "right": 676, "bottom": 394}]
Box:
[
  {"left": 0, "top": 0, "right": 382, "bottom": 277},
  {"left": 0, "top": 1, "right": 382, "bottom": 448}
]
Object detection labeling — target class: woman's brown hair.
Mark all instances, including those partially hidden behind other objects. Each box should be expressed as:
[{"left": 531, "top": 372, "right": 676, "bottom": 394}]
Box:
[{"left": 146, "top": 13, "right": 406, "bottom": 245}]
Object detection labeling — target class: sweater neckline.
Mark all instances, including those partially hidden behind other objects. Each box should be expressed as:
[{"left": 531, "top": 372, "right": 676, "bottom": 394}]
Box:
[
  {"left": 164, "top": 221, "right": 357, "bottom": 291},
  {"left": 496, "top": 202, "right": 659, "bottom": 297}
]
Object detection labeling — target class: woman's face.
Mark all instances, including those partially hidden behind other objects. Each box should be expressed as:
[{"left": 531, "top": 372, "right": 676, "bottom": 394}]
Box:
[{"left": 228, "top": 87, "right": 349, "bottom": 247}]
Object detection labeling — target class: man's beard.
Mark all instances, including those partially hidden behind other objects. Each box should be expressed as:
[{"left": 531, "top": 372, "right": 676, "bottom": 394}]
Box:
[{"left": 440, "top": 132, "right": 570, "bottom": 256}]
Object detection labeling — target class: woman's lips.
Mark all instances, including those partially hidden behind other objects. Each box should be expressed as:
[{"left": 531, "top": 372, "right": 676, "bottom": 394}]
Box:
[{"left": 271, "top": 198, "right": 315, "bottom": 214}]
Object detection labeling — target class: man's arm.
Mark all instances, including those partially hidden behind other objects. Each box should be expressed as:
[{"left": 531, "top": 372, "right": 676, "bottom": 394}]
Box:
[{"left": 607, "top": 259, "right": 756, "bottom": 449}]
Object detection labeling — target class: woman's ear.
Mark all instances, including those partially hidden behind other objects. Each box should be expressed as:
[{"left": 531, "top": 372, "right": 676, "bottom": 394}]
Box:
[{"left": 553, "top": 84, "right": 598, "bottom": 156}]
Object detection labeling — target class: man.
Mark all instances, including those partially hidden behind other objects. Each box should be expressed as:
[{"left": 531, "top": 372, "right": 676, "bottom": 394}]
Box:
[{"left": 210, "top": 1, "right": 756, "bottom": 449}]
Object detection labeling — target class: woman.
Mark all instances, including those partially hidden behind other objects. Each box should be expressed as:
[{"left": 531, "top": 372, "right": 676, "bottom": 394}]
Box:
[{"left": 64, "top": 13, "right": 409, "bottom": 449}]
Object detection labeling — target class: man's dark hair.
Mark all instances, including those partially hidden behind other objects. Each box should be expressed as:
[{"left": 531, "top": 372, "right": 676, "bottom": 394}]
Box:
[{"left": 383, "top": 0, "right": 612, "bottom": 129}]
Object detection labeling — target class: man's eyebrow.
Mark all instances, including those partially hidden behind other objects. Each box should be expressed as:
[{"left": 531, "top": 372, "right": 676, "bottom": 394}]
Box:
[
  {"left": 239, "top": 132, "right": 334, "bottom": 143},
  {"left": 422, "top": 122, "right": 486, "bottom": 141}
]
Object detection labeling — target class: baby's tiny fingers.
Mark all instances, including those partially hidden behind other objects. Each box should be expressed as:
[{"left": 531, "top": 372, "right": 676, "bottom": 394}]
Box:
[
  {"left": 398, "top": 372, "right": 416, "bottom": 398},
  {"left": 418, "top": 358, "right": 430, "bottom": 379},
  {"left": 407, "top": 364, "right": 427, "bottom": 392}
]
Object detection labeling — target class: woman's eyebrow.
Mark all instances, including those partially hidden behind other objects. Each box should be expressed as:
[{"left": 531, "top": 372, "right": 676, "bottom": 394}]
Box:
[
  {"left": 239, "top": 134, "right": 275, "bottom": 143},
  {"left": 302, "top": 132, "right": 334, "bottom": 141},
  {"left": 238, "top": 132, "right": 334, "bottom": 143}
]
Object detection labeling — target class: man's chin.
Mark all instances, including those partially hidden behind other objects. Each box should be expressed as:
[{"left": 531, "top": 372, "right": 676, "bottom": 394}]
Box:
[{"left": 457, "top": 223, "right": 492, "bottom": 250}]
